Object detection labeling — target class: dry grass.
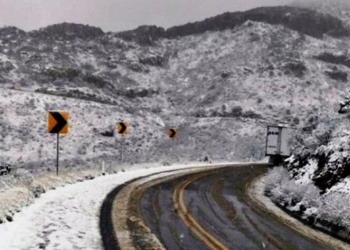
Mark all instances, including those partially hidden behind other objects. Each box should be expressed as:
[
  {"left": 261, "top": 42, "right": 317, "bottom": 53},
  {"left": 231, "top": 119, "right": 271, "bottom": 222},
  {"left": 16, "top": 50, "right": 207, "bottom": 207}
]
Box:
[{"left": 0, "top": 168, "right": 103, "bottom": 223}]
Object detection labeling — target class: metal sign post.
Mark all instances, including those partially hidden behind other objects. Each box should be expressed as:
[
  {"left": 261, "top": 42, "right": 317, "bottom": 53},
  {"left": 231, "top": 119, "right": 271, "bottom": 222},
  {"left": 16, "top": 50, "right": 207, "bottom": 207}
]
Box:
[
  {"left": 167, "top": 128, "right": 178, "bottom": 162},
  {"left": 57, "top": 133, "right": 59, "bottom": 176},
  {"left": 116, "top": 121, "right": 128, "bottom": 164},
  {"left": 47, "top": 111, "right": 69, "bottom": 176},
  {"left": 120, "top": 136, "right": 124, "bottom": 163}
]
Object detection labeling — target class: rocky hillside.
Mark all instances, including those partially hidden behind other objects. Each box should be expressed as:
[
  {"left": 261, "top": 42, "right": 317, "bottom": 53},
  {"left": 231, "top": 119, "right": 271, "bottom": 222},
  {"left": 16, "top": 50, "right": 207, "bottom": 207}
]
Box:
[{"left": 1, "top": 5, "right": 350, "bottom": 172}]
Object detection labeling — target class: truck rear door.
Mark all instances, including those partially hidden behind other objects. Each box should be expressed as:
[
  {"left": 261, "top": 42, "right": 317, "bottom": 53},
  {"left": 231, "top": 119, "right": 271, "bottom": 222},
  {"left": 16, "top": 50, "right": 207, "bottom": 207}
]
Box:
[{"left": 266, "top": 126, "right": 280, "bottom": 155}]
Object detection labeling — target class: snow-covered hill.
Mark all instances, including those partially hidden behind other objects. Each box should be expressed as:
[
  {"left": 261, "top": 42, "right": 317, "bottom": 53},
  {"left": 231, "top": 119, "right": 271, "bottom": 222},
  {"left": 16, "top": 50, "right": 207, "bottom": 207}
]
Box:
[
  {"left": 2, "top": 2, "right": 350, "bottom": 237},
  {"left": 1, "top": 5, "right": 350, "bottom": 173}
]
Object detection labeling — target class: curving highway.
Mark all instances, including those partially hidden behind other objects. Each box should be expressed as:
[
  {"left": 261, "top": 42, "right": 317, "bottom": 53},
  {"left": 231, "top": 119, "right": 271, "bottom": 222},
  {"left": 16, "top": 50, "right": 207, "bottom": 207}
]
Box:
[{"left": 139, "top": 165, "right": 333, "bottom": 250}]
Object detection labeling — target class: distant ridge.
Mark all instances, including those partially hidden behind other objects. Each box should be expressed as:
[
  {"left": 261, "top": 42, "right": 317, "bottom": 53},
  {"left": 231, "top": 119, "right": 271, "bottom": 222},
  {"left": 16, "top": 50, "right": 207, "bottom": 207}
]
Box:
[
  {"left": 116, "top": 6, "right": 350, "bottom": 45},
  {"left": 0, "top": 6, "right": 347, "bottom": 44}
]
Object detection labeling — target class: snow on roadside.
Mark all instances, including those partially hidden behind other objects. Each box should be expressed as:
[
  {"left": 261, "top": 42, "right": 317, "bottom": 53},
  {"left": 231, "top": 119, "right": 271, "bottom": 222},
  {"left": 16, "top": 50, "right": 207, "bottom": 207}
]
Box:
[
  {"left": 0, "top": 162, "right": 238, "bottom": 250},
  {"left": 249, "top": 175, "right": 350, "bottom": 250}
]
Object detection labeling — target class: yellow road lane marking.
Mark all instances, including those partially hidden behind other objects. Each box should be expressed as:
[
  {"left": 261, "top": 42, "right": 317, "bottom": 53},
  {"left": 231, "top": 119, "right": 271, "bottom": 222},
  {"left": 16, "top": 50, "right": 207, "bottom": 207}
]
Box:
[{"left": 173, "top": 174, "right": 231, "bottom": 250}]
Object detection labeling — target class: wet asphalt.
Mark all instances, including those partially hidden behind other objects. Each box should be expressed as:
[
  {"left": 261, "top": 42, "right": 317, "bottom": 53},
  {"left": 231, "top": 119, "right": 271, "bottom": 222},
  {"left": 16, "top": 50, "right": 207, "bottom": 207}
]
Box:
[{"left": 140, "top": 166, "right": 334, "bottom": 250}]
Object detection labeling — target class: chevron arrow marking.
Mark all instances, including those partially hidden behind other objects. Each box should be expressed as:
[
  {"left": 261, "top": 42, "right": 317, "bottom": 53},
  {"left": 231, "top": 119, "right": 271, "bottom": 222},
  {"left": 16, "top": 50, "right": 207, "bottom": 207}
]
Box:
[
  {"left": 117, "top": 122, "right": 128, "bottom": 135},
  {"left": 48, "top": 111, "right": 68, "bottom": 134},
  {"left": 168, "top": 128, "right": 177, "bottom": 138}
]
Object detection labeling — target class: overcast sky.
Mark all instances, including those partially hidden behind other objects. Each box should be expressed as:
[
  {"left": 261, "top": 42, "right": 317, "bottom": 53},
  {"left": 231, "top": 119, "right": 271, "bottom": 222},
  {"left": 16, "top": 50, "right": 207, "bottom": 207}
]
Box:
[{"left": 0, "top": 0, "right": 294, "bottom": 32}]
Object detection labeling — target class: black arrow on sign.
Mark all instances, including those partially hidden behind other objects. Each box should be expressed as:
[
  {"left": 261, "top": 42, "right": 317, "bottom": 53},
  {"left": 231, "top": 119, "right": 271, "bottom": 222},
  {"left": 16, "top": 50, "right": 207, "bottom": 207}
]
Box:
[
  {"left": 119, "top": 122, "right": 127, "bottom": 134},
  {"left": 169, "top": 129, "right": 176, "bottom": 138},
  {"left": 50, "top": 112, "right": 67, "bottom": 133}
]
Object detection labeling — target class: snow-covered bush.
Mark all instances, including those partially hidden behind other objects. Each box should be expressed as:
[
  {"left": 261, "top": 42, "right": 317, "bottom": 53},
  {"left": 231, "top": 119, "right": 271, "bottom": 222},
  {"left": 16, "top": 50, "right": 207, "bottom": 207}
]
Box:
[
  {"left": 264, "top": 166, "right": 289, "bottom": 194},
  {"left": 264, "top": 94, "right": 350, "bottom": 236},
  {"left": 300, "top": 183, "right": 321, "bottom": 208},
  {"left": 279, "top": 179, "right": 307, "bottom": 205},
  {"left": 319, "top": 191, "right": 350, "bottom": 228},
  {"left": 265, "top": 166, "right": 322, "bottom": 211}
]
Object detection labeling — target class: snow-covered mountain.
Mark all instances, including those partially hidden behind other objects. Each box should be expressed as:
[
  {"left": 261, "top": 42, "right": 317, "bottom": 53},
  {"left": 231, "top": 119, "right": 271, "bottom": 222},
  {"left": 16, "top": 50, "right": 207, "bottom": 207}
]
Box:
[
  {"left": 2, "top": 2, "right": 350, "bottom": 241},
  {"left": 1, "top": 5, "right": 350, "bottom": 173}
]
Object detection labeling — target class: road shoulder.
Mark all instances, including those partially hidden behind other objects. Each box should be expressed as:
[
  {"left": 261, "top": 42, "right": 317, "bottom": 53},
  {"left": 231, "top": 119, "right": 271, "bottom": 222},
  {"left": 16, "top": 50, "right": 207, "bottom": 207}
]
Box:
[{"left": 247, "top": 175, "right": 350, "bottom": 250}]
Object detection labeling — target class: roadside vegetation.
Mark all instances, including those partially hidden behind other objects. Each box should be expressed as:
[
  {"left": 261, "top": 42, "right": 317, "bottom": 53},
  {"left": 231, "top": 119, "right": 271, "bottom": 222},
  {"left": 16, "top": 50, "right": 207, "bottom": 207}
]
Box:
[{"left": 264, "top": 95, "right": 350, "bottom": 241}]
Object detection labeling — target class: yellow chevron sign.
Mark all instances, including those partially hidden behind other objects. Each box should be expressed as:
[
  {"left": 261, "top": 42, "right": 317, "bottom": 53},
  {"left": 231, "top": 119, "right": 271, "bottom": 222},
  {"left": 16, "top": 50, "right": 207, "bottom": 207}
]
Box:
[
  {"left": 47, "top": 111, "right": 69, "bottom": 134},
  {"left": 168, "top": 128, "right": 177, "bottom": 139},
  {"left": 116, "top": 121, "right": 128, "bottom": 135}
]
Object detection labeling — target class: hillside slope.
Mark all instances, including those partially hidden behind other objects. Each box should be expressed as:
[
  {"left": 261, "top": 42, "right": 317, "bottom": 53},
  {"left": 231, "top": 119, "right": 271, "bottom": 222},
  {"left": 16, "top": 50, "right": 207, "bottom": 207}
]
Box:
[{"left": 1, "top": 5, "right": 350, "bottom": 172}]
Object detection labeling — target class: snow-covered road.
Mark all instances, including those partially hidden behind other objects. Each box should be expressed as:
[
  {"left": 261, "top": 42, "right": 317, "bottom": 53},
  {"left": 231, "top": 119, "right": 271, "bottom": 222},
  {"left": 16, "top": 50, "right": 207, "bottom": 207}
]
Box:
[{"left": 0, "top": 164, "right": 211, "bottom": 250}]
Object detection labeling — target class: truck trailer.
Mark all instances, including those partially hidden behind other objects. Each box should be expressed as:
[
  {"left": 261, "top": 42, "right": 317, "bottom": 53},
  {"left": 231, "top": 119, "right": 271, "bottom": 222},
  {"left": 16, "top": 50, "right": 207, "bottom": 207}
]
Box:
[{"left": 266, "top": 125, "right": 294, "bottom": 165}]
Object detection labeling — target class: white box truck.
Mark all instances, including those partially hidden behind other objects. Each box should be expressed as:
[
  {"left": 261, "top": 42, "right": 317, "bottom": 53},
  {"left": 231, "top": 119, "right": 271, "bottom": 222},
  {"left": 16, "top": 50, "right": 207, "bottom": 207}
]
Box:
[{"left": 266, "top": 125, "right": 294, "bottom": 164}]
